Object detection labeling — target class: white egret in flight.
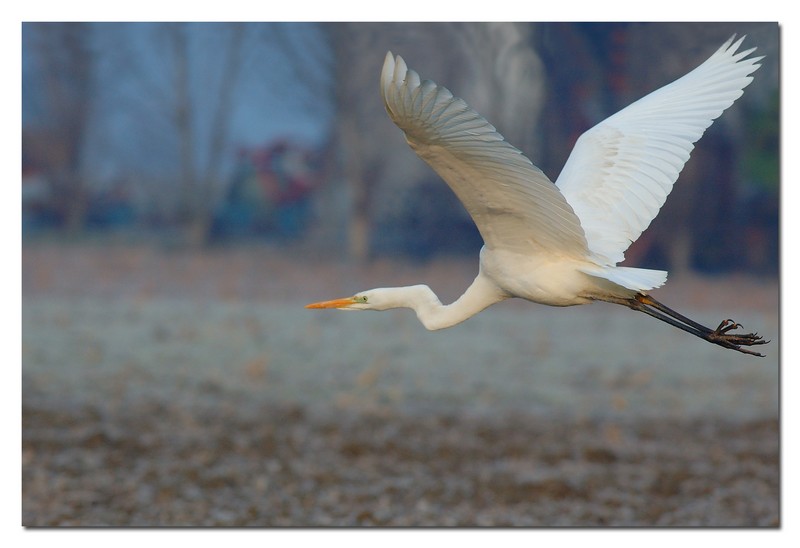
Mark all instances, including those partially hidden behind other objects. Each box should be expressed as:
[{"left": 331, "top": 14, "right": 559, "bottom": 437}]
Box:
[{"left": 307, "top": 36, "right": 768, "bottom": 357}]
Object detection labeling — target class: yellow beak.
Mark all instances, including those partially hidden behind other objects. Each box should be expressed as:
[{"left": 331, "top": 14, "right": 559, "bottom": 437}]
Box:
[{"left": 305, "top": 297, "right": 357, "bottom": 309}]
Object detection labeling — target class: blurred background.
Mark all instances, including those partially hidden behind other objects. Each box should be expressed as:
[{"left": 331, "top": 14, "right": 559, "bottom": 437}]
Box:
[{"left": 22, "top": 22, "right": 779, "bottom": 526}]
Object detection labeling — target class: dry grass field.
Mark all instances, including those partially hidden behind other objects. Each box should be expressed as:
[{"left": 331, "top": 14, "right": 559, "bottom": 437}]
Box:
[{"left": 21, "top": 241, "right": 780, "bottom": 526}]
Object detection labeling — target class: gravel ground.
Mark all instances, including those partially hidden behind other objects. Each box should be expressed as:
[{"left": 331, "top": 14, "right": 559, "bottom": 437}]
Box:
[{"left": 21, "top": 242, "right": 780, "bottom": 527}]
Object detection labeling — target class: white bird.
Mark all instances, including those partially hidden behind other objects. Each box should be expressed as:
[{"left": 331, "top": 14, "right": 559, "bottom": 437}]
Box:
[{"left": 307, "top": 36, "right": 768, "bottom": 357}]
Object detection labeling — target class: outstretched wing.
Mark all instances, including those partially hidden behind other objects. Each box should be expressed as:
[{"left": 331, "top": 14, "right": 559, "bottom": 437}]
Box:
[
  {"left": 381, "top": 52, "right": 589, "bottom": 258},
  {"left": 555, "top": 35, "right": 762, "bottom": 265}
]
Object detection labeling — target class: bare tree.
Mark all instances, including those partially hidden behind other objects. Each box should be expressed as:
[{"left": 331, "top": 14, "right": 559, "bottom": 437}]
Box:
[
  {"left": 64, "top": 23, "right": 330, "bottom": 243},
  {"left": 162, "top": 23, "right": 248, "bottom": 245},
  {"left": 446, "top": 22, "right": 546, "bottom": 156},
  {"left": 23, "top": 23, "right": 94, "bottom": 232}
]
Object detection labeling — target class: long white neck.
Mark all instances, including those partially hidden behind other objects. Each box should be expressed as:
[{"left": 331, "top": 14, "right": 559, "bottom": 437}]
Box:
[{"left": 376, "top": 273, "right": 507, "bottom": 331}]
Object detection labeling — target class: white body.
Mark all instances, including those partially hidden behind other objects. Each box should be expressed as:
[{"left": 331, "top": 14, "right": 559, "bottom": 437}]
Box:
[{"left": 479, "top": 247, "right": 607, "bottom": 307}]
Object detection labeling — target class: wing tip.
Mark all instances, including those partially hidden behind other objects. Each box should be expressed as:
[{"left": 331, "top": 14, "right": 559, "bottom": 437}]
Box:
[
  {"left": 383, "top": 51, "right": 395, "bottom": 73},
  {"left": 381, "top": 51, "right": 395, "bottom": 99},
  {"left": 719, "top": 33, "right": 763, "bottom": 68},
  {"left": 393, "top": 55, "right": 408, "bottom": 84}
]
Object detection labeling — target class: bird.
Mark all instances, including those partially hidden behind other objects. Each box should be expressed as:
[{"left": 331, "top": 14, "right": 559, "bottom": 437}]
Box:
[{"left": 306, "top": 35, "right": 769, "bottom": 357}]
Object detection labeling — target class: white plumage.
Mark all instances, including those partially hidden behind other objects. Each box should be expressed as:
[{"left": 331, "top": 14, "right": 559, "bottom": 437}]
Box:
[
  {"left": 556, "top": 35, "right": 762, "bottom": 266},
  {"left": 307, "top": 36, "right": 768, "bottom": 356}
]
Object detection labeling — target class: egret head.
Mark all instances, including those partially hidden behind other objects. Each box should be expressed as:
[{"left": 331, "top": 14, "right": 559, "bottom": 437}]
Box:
[
  {"left": 305, "top": 290, "right": 383, "bottom": 311},
  {"left": 305, "top": 286, "right": 434, "bottom": 312}
]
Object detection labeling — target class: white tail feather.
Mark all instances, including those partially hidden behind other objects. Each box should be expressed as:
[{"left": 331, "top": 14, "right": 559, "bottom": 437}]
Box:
[{"left": 580, "top": 265, "right": 668, "bottom": 292}]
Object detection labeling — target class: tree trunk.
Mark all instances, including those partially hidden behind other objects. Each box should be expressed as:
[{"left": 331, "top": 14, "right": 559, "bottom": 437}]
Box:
[{"left": 26, "top": 22, "right": 93, "bottom": 233}]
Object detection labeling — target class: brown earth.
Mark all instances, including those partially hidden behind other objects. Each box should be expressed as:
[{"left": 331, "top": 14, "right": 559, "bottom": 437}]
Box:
[{"left": 21, "top": 241, "right": 780, "bottom": 526}]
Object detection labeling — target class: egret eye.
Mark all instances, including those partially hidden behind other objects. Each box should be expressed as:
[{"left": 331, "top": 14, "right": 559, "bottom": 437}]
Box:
[{"left": 354, "top": 295, "right": 368, "bottom": 303}]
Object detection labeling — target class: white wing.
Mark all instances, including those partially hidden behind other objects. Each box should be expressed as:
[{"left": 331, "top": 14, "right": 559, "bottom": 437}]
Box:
[
  {"left": 381, "top": 52, "right": 589, "bottom": 258},
  {"left": 556, "top": 35, "right": 762, "bottom": 266}
]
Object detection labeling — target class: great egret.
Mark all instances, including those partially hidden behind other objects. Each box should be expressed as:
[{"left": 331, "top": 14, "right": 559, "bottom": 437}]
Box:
[{"left": 307, "top": 36, "right": 769, "bottom": 357}]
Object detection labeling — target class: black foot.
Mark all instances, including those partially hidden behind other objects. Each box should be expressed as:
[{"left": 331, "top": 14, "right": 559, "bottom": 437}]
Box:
[{"left": 707, "top": 319, "right": 769, "bottom": 357}]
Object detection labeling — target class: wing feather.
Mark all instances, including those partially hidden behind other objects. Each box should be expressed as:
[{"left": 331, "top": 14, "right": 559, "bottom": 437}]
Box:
[
  {"left": 380, "top": 51, "right": 589, "bottom": 258},
  {"left": 555, "top": 35, "right": 762, "bottom": 265}
]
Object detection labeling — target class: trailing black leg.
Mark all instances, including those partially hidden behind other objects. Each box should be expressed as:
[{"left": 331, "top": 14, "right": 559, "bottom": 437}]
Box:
[{"left": 598, "top": 293, "right": 768, "bottom": 357}]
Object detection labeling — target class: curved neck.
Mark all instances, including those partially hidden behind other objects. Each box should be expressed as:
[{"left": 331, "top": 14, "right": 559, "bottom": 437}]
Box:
[{"left": 386, "top": 274, "right": 507, "bottom": 331}]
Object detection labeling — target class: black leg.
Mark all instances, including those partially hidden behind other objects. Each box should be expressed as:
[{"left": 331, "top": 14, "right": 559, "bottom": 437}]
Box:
[
  {"left": 634, "top": 294, "right": 714, "bottom": 334},
  {"left": 599, "top": 293, "right": 768, "bottom": 357}
]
